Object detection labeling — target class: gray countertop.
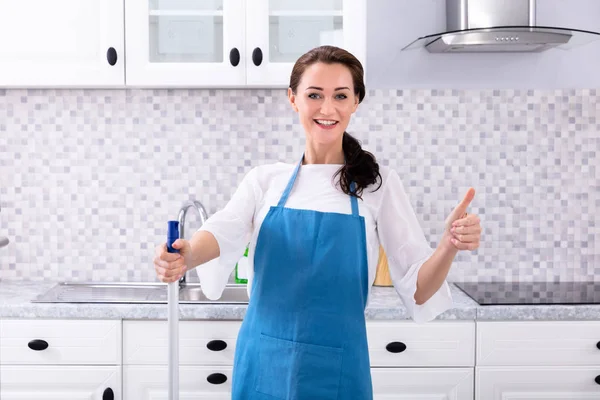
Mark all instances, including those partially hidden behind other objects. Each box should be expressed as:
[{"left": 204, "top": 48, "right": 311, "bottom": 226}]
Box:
[{"left": 1, "top": 280, "right": 599, "bottom": 321}]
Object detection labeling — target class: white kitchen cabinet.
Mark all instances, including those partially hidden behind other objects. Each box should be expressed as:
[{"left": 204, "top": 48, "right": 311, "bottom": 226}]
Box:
[
  {"left": 371, "top": 368, "right": 474, "bottom": 399},
  {"left": 125, "top": 0, "right": 246, "bottom": 87},
  {"left": 0, "top": 365, "right": 121, "bottom": 400},
  {"left": 366, "top": 321, "right": 475, "bottom": 367},
  {"left": 124, "top": 0, "right": 366, "bottom": 87},
  {"left": 476, "top": 367, "right": 600, "bottom": 399},
  {"left": 0, "top": 319, "right": 122, "bottom": 399},
  {"left": 124, "top": 365, "right": 232, "bottom": 399},
  {"left": 476, "top": 321, "right": 600, "bottom": 366},
  {"left": 123, "top": 320, "right": 241, "bottom": 365},
  {"left": 0, "top": 319, "right": 121, "bottom": 364},
  {"left": 244, "top": 0, "right": 366, "bottom": 87},
  {"left": 0, "top": 0, "right": 124, "bottom": 87},
  {"left": 475, "top": 321, "right": 600, "bottom": 400}
]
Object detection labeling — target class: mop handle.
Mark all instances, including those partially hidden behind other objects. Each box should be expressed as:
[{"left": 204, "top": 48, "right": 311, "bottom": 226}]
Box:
[{"left": 167, "top": 221, "right": 180, "bottom": 400}]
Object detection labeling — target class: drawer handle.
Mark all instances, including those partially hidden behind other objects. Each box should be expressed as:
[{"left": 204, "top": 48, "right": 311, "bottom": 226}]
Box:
[
  {"left": 386, "top": 341, "right": 407, "bottom": 353},
  {"left": 595, "top": 375, "right": 600, "bottom": 385},
  {"left": 252, "top": 47, "right": 263, "bottom": 66},
  {"left": 207, "top": 372, "right": 227, "bottom": 385},
  {"left": 103, "top": 388, "right": 114, "bottom": 400},
  {"left": 27, "top": 339, "right": 48, "bottom": 351},
  {"left": 207, "top": 339, "right": 227, "bottom": 351},
  {"left": 229, "top": 48, "right": 240, "bottom": 67},
  {"left": 106, "top": 47, "right": 117, "bottom": 66},
  {"left": 596, "top": 341, "right": 600, "bottom": 350}
]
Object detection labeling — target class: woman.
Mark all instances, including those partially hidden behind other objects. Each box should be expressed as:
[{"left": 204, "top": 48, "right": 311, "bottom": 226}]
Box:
[{"left": 154, "top": 45, "right": 481, "bottom": 399}]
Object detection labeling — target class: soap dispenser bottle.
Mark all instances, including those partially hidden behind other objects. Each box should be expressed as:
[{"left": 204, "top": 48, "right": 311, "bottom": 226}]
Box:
[{"left": 235, "top": 244, "right": 249, "bottom": 284}]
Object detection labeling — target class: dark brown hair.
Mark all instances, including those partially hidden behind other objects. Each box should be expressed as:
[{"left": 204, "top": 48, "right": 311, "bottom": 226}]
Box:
[{"left": 289, "top": 45, "right": 382, "bottom": 199}]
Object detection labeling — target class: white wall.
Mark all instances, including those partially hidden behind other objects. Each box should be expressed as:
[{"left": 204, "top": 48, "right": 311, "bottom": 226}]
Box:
[{"left": 366, "top": 0, "right": 600, "bottom": 89}]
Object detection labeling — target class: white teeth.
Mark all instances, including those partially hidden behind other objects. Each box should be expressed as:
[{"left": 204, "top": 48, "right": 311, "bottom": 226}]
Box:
[{"left": 316, "top": 120, "right": 337, "bottom": 126}]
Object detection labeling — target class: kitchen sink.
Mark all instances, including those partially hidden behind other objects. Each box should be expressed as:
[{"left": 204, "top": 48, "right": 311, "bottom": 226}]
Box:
[{"left": 31, "top": 282, "right": 249, "bottom": 304}]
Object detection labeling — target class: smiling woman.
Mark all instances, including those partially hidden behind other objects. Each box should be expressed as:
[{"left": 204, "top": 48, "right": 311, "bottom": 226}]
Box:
[
  {"left": 154, "top": 45, "right": 481, "bottom": 400},
  {"left": 287, "top": 45, "right": 381, "bottom": 199}
]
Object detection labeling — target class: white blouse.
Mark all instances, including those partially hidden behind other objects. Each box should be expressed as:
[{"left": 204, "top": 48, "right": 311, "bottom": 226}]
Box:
[{"left": 196, "top": 161, "right": 453, "bottom": 323}]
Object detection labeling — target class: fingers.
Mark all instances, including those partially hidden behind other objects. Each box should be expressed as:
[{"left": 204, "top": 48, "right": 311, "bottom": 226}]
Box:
[
  {"left": 449, "top": 238, "right": 480, "bottom": 251},
  {"left": 452, "top": 214, "right": 480, "bottom": 228},
  {"left": 155, "top": 243, "right": 182, "bottom": 262},
  {"left": 155, "top": 262, "right": 186, "bottom": 283},
  {"left": 451, "top": 224, "right": 482, "bottom": 236},
  {"left": 449, "top": 213, "right": 481, "bottom": 251},
  {"left": 154, "top": 243, "right": 186, "bottom": 283}
]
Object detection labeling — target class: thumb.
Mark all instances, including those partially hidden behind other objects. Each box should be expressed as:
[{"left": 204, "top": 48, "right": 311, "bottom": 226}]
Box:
[
  {"left": 445, "top": 187, "right": 476, "bottom": 225},
  {"left": 172, "top": 239, "right": 189, "bottom": 253}
]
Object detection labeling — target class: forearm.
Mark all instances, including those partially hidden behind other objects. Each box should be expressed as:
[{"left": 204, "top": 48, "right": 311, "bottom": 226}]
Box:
[
  {"left": 414, "top": 232, "right": 457, "bottom": 305},
  {"left": 185, "top": 230, "right": 221, "bottom": 270}
]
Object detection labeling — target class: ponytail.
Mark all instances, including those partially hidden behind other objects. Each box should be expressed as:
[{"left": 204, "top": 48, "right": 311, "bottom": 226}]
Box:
[{"left": 334, "top": 132, "right": 382, "bottom": 199}]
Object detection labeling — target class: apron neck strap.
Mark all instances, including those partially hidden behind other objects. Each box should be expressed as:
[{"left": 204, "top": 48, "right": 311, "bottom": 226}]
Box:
[{"left": 277, "top": 154, "right": 360, "bottom": 217}]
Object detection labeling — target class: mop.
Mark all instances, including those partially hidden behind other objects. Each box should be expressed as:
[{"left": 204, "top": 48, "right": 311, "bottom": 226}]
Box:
[{"left": 167, "top": 221, "right": 180, "bottom": 400}]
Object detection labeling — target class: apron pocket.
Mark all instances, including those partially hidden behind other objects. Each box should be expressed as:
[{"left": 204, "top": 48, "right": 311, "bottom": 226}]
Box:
[{"left": 255, "top": 333, "right": 343, "bottom": 400}]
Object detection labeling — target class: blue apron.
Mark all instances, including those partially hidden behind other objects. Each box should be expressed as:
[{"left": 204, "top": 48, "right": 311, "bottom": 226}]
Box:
[{"left": 231, "top": 155, "right": 372, "bottom": 399}]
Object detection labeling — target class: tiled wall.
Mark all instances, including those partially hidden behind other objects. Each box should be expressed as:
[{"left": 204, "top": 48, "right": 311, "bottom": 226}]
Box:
[{"left": 0, "top": 88, "right": 598, "bottom": 283}]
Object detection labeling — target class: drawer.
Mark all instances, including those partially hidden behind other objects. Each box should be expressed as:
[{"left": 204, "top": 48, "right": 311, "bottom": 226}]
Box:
[
  {"left": 371, "top": 368, "right": 474, "bottom": 399},
  {"left": 123, "top": 320, "right": 242, "bottom": 365},
  {"left": 476, "top": 366, "right": 600, "bottom": 399},
  {"left": 366, "top": 321, "right": 475, "bottom": 367},
  {"left": 0, "top": 365, "right": 121, "bottom": 399},
  {"left": 477, "top": 321, "right": 600, "bottom": 366},
  {"left": 0, "top": 319, "right": 121, "bottom": 365},
  {"left": 124, "top": 365, "right": 232, "bottom": 398}
]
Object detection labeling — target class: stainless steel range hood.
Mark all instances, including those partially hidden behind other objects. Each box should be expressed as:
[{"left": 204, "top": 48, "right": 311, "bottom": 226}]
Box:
[{"left": 403, "top": 0, "right": 600, "bottom": 53}]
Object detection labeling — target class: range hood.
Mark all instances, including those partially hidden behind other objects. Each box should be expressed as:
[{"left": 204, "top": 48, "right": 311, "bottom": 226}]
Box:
[{"left": 403, "top": 0, "right": 600, "bottom": 53}]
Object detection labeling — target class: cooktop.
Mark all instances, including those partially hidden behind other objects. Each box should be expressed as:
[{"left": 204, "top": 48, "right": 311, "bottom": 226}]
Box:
[{"left": 454, "top": 282, "right": 600, "bottom": 305}]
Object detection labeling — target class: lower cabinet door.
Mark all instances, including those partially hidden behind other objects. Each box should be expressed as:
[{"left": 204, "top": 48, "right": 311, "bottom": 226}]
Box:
[
  {"left": 371, "top": 368, "right": 474, "bottom": 399},
  {"left": 124, "top": 365, "right": 232, "bottom": 399},
  {"left": 0, "top": 365, "right": 121, "bottom": 399},
  {"left": 476, "top": 367, "right": 600, "bottom": 399}
]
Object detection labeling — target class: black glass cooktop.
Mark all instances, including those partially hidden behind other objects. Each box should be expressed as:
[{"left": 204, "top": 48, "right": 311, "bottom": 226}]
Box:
[{"left": 454, "top": 282, "right": 600, "bottom": 305}]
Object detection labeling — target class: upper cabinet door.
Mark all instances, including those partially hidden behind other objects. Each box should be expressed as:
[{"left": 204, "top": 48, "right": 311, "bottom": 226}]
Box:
[
  {"left": 245, "top": 0, "right": 366, "bottom": 87},
  {"left": 125, "top": 0, "right": 245, "bottom": 87},
  {"left": 0, "top": 0, "right": 124, "bottom": 87}
]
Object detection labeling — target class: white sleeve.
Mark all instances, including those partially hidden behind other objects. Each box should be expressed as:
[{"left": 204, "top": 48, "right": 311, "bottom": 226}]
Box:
[
  {"left": 195, "top": 167, "right": 258, "bottom": 299},
  {"left": 376, "top": 169, "right": 453, "bottom": 323}
]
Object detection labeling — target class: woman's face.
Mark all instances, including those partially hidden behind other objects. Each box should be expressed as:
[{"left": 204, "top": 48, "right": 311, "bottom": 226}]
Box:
[{"left": 288, "top": 62, "right": 359, "bottom": 147}]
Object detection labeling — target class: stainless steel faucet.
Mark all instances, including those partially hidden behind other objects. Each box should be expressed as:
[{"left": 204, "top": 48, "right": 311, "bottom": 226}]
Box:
[{"left": 177, "top": 200, "right": 208, "bottom": 286}]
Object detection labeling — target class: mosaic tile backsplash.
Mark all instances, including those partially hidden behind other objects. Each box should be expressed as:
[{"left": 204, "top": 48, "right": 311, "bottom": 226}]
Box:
[{"left": 0, "top": 88, "right": 598, "bottom": 283}]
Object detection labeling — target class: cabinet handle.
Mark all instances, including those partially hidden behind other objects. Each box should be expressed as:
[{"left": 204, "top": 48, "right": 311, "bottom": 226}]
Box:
[
  {"left": 207, "top": 372, "right": 228, "bottom": 385},
  {"left": 595, "top": 375, "right": 600, "bottom": 385},
  {"left": 229, "top": 48, "right": 240, "bottom": 67},
  {"left": 102, "top": 388, "right": 114, "bottom": 400},
  {"left": 27, "top": 339, "right": 48, "bottom": 351},
  {"left": 207, "top": 339, "right": 228, "bottom": 351},
  {"left": 106, "top": 47, "right": 118, "bottom": 66},
  {"left": 385, "top": 341, "right": 407, "bottom": 353},
  {"left": 596, "top": 341, "right": 600, "bottom": 350},
  {"left": 252, "top": 47, "right": 263, "bottom": 66}
]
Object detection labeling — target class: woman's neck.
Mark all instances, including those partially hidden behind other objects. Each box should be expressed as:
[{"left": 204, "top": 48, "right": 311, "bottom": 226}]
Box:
[{"left": 303, "top": 140, "right": 344, "bottom": 165}]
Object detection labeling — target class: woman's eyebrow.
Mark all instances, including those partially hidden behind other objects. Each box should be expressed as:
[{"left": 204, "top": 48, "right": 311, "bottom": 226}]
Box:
[{"left": 305, "top": 86, "right": 350, "bottom": 91}]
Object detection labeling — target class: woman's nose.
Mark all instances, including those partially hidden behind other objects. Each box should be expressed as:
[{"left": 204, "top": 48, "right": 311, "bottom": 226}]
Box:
[{"left": 320, "top": 98, "right": 335, "bottom": 115}]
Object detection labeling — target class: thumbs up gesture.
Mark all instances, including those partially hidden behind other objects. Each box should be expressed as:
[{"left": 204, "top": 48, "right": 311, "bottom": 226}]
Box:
[{"left": 444, "top": 188, "right": 481, "bottom": 251}]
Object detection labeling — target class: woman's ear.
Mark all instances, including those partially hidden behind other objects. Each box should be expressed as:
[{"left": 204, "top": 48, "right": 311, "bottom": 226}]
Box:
[
  {"left": 288, "top": 87, "right": 299, "bottom": 112},
  {"left": 351, "top": 95, "right": 359, "bottom": 113}
]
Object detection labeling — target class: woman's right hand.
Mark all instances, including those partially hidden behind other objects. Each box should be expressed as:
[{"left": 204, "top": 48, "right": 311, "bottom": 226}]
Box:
[{"left": 154, "top": 239, "right": 192, "bottom": 283}]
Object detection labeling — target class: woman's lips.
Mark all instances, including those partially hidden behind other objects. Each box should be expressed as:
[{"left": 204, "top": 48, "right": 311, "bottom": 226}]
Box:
[{"left": 314, "top": 119, "right": 339, "bottom": 130}]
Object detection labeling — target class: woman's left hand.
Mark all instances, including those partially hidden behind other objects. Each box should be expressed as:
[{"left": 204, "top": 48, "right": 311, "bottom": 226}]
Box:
[{"left": 444, "top": 188, "right": 481, "bottom": 251}]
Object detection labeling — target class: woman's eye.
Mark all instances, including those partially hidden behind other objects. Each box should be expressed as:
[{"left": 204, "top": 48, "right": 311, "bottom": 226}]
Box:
[
  {"left": 308, "top": 93, "right": 320, "bottom": 99},
  {"left": 336, "top": 94, "right": 348, "bottom": 100}
]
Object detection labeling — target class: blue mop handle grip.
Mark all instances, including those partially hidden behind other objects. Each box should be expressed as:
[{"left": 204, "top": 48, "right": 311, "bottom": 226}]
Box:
[{"left": 167, "top": 221, "right": 180, "bottom": 253}]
